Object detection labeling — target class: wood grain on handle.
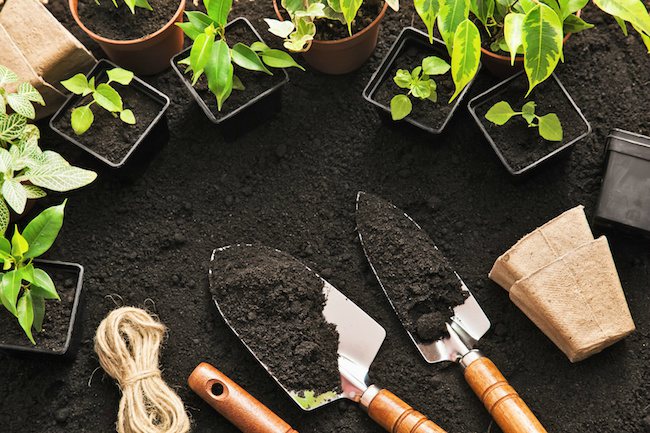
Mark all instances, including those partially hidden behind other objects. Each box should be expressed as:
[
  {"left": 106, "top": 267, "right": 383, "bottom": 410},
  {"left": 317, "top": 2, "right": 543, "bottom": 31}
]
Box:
[
  {"left": 364, "top": 388, "right": 448, "bottom": 433},
  {"left": 188, "top": 362, "right": 298, "bottom": 433},
  {"left": 464, "top": 357, "right": 548, "bottom": 433}
]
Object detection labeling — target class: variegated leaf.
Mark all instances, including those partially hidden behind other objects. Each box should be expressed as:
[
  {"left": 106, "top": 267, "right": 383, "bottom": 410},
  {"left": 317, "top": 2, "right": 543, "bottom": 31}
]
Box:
[
  {"left": 0, "top": 200, "right": 8, "bottom": 236},
  {"left": 504, "top": 13, "right": 525, "bottom": 64},
  {"left": 23, "top": 185, "right": 47, "bottom": 199},
  {"left": 471, "top": 0, "right": 494, "bottom": 27},
  {"left": 17, "top": 83, "right": 45, "bottom": 105},
  {"left": 0, "top": 66, "right": 18, "bottom": 86},
  {"left": 0, "top": 113, "right": 26, "bottom": 141},
  {"left": 25, "top": 165, "right": 97, "bottom": 192},
  {"left": 450, "top": 19, "right": 480, "bottom": 101},
  {"left": 415, "top": 0, "right": 440, "bottom": 43},
  {"left": 385, "top": 0, "right": 399, "bottom": 11},
  {"left": 593, "top": 0, "right": 650, "bottom": 37},
  {"left": 438, "top": 0, "right": 470, "bottom": 52},
  {"left": 6, "top": 93, "right": 35, "bottom": 119},
  {"left": 522, "top": 4, "right": 563, "bottom": 95},
  {"left": 2, "top": 179, "right": 27, "bottom": 214},
  {"left": 0, "top": 148, "right": 12, "bottom": 173}
]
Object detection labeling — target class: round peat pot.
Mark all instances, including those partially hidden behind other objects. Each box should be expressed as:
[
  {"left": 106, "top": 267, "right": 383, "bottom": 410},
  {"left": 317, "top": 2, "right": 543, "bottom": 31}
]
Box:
[
  {"left": 69, "top": 0, "right": 185, "bottom": 75},
  {"left": 272, "top": 0, "right": 388, "bottom": 74},
  {"left": 0, "top": 260, "right": 85, "bottom": 359}
]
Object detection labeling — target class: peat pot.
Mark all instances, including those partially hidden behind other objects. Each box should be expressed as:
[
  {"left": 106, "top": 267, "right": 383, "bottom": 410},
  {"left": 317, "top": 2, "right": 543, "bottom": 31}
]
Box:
[
  {"left": 0, "top": 260, "right": 85, "bottom": 358},
  {"left": 171, "top": 17, "right": 289, "bottom": 141},
  {"left": 272, "top": 0, "right": 388, "bottom": 74},
  {"left": 363, "top": 27, "right": 479, "bottom": 135},
  {"left": 468, "top": 71, "right": 591, "bottom": 177},
  {"left": 50, "top": 59, "right": 171, "bottom": 170},
  {"left": 69, "top": 0, "right": 185, "bottom": 75}
]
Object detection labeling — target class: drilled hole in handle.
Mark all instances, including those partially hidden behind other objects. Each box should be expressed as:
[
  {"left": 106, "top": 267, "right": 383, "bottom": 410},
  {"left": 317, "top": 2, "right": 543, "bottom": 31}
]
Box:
[{"left": 210, "top": 381, "right": 225, "bottom": 397}]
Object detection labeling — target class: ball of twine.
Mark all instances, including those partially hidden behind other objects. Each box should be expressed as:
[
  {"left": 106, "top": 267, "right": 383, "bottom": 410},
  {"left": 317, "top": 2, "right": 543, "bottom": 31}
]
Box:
[{"left": 94, "top": 307, "right": 190, "bottom": 433}]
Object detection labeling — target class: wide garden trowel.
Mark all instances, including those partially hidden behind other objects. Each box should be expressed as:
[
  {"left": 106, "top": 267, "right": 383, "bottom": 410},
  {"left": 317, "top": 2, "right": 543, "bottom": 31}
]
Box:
[
  {"left": 356, "top": 192, "right": 549, "bottom": 433},
  {"left": 209, "top": 244, "right": 449, "bottom": 433}
]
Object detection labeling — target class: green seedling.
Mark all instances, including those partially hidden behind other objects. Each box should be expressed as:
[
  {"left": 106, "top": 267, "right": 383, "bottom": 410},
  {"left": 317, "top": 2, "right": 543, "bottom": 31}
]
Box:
[
  {"left": 390, "top": 56, "right": 450, "bottom": 121},
  {"left": 61, "top": 68, "right": 136, "bottom": 135},
  {"left": 485, "top": 100, "right": 563, "bottom": 141},
  {"left": 95, "top": 0, "right": 153, "bottom": 14},
  {"left": 0, "top": 65, "right": 45, "bottom": 149},
  {"left": 0, "top": 202, "right": 66, "bottom": 344},
  {"left": 177, "top": 0, "right": 304, "bottom": 111}
]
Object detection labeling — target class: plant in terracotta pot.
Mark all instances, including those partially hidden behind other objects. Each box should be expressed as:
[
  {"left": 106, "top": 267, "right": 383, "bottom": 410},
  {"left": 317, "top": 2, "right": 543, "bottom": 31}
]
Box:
[{"left": 267, "top": 0, "right": 399, "bottom": 74}]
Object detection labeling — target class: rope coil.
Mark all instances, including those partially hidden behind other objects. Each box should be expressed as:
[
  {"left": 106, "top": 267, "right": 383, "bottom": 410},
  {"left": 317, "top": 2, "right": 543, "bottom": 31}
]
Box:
[{"left": 94, "top": 307, "right": 190, "bottom": 433}]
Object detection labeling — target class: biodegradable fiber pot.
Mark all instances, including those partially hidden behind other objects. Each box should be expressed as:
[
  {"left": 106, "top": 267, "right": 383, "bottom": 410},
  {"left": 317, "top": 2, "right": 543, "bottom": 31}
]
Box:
[
  {"left": 69, "top": 0, "right": 185, "bottom": 75},
  {"left": 272, "top": 0, "right": 388, "bottom": 74}
]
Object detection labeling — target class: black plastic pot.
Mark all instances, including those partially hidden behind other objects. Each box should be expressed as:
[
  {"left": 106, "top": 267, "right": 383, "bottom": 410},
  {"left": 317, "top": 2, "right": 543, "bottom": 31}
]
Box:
[
  {"left": 0, "top": 260, "right": 84, "bottom": 359},
  {"left": 170, "top": 17, "right": 289, "bottom": 140},
  {"left": 362, "top": 27, "right": 479, "bottom": 135},
  {"left": 468, "top": 71, "right": 591, "bottom": 176},
  {"left": 49, "top": 59, "right": 171, "bottom": 169},
  {"left": 594, "top": 129, "right": 650, "bottom": 237}
]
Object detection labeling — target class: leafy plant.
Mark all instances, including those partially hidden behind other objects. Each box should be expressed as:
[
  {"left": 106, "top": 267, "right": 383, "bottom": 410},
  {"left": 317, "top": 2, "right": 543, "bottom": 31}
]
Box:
[
  {"left": 95, "top": 0, "right": 153, "bottom": 14},
  {"left": 0, "top": 65, "right": 45, "bottom": 149},
  {"left": 266, "top": 0, "right": 399, "bottom": 52},
  {"left": 0, "top": 202, "right": 66, "bottom": 344},
  {"left": 390, "top": 56, "right": 450, "bottom": 120},
  {"left": 413, "top": 0, "right": 650, "bottom": 97},
  {"left": 176, "top": 0, "right": 304, "bottom": 111},
  {"left": 485, "top": 100, "right": 563, "bottom": 141},
  {"left": 61, "top": 68, "right": 136, "bottom": 135}
]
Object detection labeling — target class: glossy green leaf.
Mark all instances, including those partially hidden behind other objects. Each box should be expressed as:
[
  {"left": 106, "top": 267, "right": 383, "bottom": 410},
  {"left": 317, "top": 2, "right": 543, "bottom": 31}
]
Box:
[
  {"left": 522, "top": 4, "right": 564, "bottom": 95},
  {"left": 232, "top": 43, "right": 272, "bottom": 75},
  {"left": 206, "top": 0, "right": 232, "bottom": 27},
  {"left": 394, "top": 69, "right": 413, "bottom": 88},
  {"left": 32, "top": 294, "right": 45, "bottom": 333},
  {"left": 504, "top": 13, "right": 525, "bottom": 64},
  {"left": 261, "top": 49, "right": 305, "bottom": 70},
  {"left": 538, "top": 113, "right": 563, "bottom": 141},
  {"left": 17, "top": 290, "right": 35, "bottom": 344},
  {"left": 190, "top": 31, "right": 215, "bottom": 85},
  {"left": 107, "top": 68, "right": 134, "bottom": 85},
  {"left": 615, "top": 16, "right": 629, "bottom": 36},
  {"left": 521, "top": 101, "right": 537, "bottom": 123},
  {"left": 61, "top": 74, "right": 92, "bottom": 96},
  {"left": 11, "top": 227, "right": 28, "bottom": 258},
  {"left": 415, "top": 0, "right": 440, "bottom": 43},
  {"left": 177, "top": 22, "right": 202, "bottom": 40},
  {"left": 71, "top": 105, "right": 94, "bottom": 135},
  {"left": 390, "top": 95, "right": 412, "bottom": 121},
  {"left": 120, "top": 109, "right": 136, "bottom": 124},
  {"left": 23, "top": 202, "right": 65, "bottom": 259},
  {"left": 450, "top": 19, "right": 481, "bottom": 102},
  {"left": 422, "top": 56, "right": 451, "bottom": 75},
  {"left": 471, "top": 0, "right": 494, "bottom": 28},
  {"left": 558, "top": 0, "right": 588, "bottom": 18},
  {"left": 563, "top": 14, "right": 593, "bottom": 33},
  {"left": 205, "top": 39, "right": 233, "bottom": 111},
  {"left": 340, "top": 0, "right": 363, "bottom": 34},
  {"left": 412, "top": 79, "right": 432, "bottom": 99},
  {"left": 437, "top": 0, "right": 470, "bottom": 52},
  {"left": 232, "top": 75, "right": 245, "bottom": 91},
  {"left": 93, "top": 84, "right": 123, "bottom": 112},
  {"left": 2, "top": 270, "right": 20, "bottom": 315},
  {"left": 592, "top": 0, "right": 650, "bottom": 37},
  {"left": 485, "top": 101, "right": 516, "bottom": 125},
  {"left": 30, "top": 268, "right": 59, "bottom": 300},
  {"left": 0, "top": 237, "right": 10, "bottom": 255},
  {"left": 185, "top": 11, "right": 215, "bottom": 33}
]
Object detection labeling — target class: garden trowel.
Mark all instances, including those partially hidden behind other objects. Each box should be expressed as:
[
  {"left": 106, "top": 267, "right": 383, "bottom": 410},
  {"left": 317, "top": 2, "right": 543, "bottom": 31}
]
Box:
[
  {"left": 209, "top": 244, "right": 449, "bottom": 433},
  {"left": 356, "top": 192, "right": 548, "bottom": 433}
]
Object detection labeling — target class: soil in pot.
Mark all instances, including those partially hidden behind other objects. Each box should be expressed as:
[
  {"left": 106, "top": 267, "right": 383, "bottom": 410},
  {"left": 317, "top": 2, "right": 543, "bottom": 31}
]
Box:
[
  {"left": 51, "top": 72, "right": 165, "bottom": 165},
  {"left": 472, "top": 75, "right": 586, "bottom": 173},
  {"left": 180, "top": 20, "right": 286, "bottom": 120},
  {"left": 372, "top": 41, "right": 456, "bottom": 130},
  {"left": 314, "top": 1, "right": 381, "bottom": 41},
  {"left": 209, "top": 246, "right": 341, "bottom": 396},
  {"left": 76, "top": 0, "right": 179, "bottom": 40},
  {"left": 0, "top": 265, "right": 77, "bottom": 352},
  {"left": 356, "top": 193, "right": 466, "bottom": 342}
]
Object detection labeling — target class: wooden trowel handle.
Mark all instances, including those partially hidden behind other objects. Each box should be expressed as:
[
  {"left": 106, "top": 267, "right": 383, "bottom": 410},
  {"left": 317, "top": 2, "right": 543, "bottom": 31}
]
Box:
[
  {"left": 362, "top": 386, "right": 448, "bottom": 433},
  {"left": 463, "top": 355, "right": 548, "bottom": 433},
  {"left": 188, "top": 362, "right": 298, "bottom": 433}
]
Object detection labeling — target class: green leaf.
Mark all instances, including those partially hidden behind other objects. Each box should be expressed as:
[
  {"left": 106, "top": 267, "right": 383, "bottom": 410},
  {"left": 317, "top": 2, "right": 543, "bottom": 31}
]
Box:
[
  {"left": 11, "top": 227, "right": 28, "bottom": 258},
  {"left": 22, "top": 202, "right": 65, "bottom": 259},
  {"left": 3, "top": 180, "right": 27, "bottom": 214},
  {"left": 563, "top": 14, "right": 594, "bottom": 33},
  {"left": 504, "top": 13, "right": 525, "bottom": 65},
  {"left": 190, "top": 31, "right": 215, "bottom": 85},
  {"left": 61, "top": 74, "right": 92, "bottom": 96},
  {"left": 340, "top": 0, "right": 363, "bottom": 34},
  {"left": 250, "top": 41, "right": 271, "bottom": 52},
  {"left": 71, "top": 105, "right": 94, "bottom": 135},
  {"left": 135, "top": 0, "right": 153, "bottom": 11},
  {"left": 107, "top": 68, "right": 134, "bottom": 85},
  {"left": 295, "top": 3, "right": 327, "bottom": 17},
  {"left": 558, "top": 0, "right": 588, "bottom": 18},
  {"left": 0, "top": 201, "right": 9, "bottom": 236},
  {"left": 232, "top": 43, "right": 273, "bottom": 75},
  {"left": 232, "top": 75, "right": 245, "bottom": 91},
  {"left": 485, "top": 101, "right": 516, "bottom": 125},
  {"left": 23, "top": 185, "right": 47, "bottom": 199},
  {"left": 471, "top": 0, "right": 495, "bottom": 27},
  {"left": 412, "top": 79, "right": 432, "bottom": 99},
  {"left": 1, "top": 270, "right": 20, "bottom": 316},
  {"left": 415, "top": 0, "right": 440, "bottom": 43},
  {"left": 17, "top": 290, "right": 35, "bottom": 344},
  {"left": 30, "top": 268, "right": 59, "bottom": 300},
  {"left": 0, "top": 236, "right": 9, "bottom": 255},
  {"left": 31, "top": 294, "right": 45, "bottom": 333},
  {"left": 592, "top": 0, "right": 650, "bottom": 37},
  {"left": 93, "top": 84, "right": 123, "bottom": 112},
  {"left": 614, "top": 16, "right": 629, "bottom": 36},
  {"left": 25, "top": 164, "right": 97, "bottom": 192},
  {"left": 17, "top": 83, "right": 44, "bottom": 105},
  {"left": 522, "top": 4, "right": 564, "bottom": 95},
  {"left": 120, "top": 109, "right": 136, "bottom": 124},
  {"left": 0, "top": 113, "right": 27, "bottom": 141},
  {"left": 437, "top": 0, "right": 470, "bottom": 52},
  {"left": 261, "top": 49, "right": 305, "bottom": 70},
  {"left": 177, "top": 22, "right": 202, "bottom": 40},
  {"left": 206, "top": 0, "right": 232, "bottom": 27},
  {"left": 422, "top": 56, "right": 451, "bottom": 75},
  {"left": 205, "top": 39, "right": 234, "bottom": 111},
  {"left": 450, "top": 19, "right": 481, "bottom": 102},
  {"left": 185, "top": 11, "right": 215, "bottom": 33},
  {"left": 124, "top": 0, "right": 137, "bottom": 13},
  {"left": 538, "top": 113, "right": 563, "bottom": 141},
  {"left": 0, "top": 66, "right": 18, "bottom": 86},
  {"left": 393, "top": 69, "right": 413, "bottom": 88},
  {"left": 390, "top": 95, "right": 413, "bottom": 121},
  {"left": 6, "top": 94, "right": 35, "bottom": 119},
  {"left": 521, "top": 100, "right": 537, "bottom": 123}
]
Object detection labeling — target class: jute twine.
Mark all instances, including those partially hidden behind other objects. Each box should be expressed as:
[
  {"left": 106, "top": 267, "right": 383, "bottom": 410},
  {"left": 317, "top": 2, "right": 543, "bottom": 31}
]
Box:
[{"left": 94, "top": 307, "right": 190, "bottom": 433}]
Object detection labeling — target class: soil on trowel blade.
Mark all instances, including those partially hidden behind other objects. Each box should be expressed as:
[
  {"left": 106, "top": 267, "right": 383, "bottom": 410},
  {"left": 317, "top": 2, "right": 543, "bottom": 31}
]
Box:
[
  {"left": 357, "top": 192, "right": 466, "bottom": 342},
  {"left": 209, "top": 245, "right": 341, "bottom": 397}
]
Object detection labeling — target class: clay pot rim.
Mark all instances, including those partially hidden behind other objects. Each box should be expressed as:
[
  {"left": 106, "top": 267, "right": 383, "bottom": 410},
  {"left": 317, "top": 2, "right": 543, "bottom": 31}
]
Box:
[
  {"left": 69, "top": 0, "right": 186, "bottom": 45},
  {"left": 480, "top": 9, "right": 581, "bottom": 63},
  {"left": 272, "top": 0, "right": 388, "bottom": 46}
]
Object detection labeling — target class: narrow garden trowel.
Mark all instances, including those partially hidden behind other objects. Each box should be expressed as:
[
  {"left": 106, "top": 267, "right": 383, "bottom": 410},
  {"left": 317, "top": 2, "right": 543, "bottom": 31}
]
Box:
[
  {"left": 209, "top": 244, "right": 449, "bottom": 433},
  {"left": 356, "top": 192, "right": 549, "bottom": 433}
]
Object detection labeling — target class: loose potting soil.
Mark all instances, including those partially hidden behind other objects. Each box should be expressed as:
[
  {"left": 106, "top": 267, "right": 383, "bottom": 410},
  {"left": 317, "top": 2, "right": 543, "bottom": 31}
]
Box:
[
  {"left": 209, "top": 245, "right": 341, "bottom": 396},
  {"left": 357, "top": 192, "right": 466, "bottom": 342},
  {"left": 314, "top": 1, "right": 381, "bottom": 42},
  {"left": 76, "top": 0, "right": 179, "bottom": 40}
]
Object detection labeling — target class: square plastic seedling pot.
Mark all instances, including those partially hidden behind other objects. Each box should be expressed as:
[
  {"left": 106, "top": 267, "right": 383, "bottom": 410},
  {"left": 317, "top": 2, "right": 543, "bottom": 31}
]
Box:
[
  {"left": 49, "top": 59, "right": 171, "bottom": 169},
  {"left": 594, "top": 129, "right": 650, "bottom": 238},
  {"left": 0, "top": 260, "right": 85, "bottom": 359},
  {"left": 171, "top": 17, "right": 289, "bottom": 141},
  {"left": 467, "top": 71, "right": 591, "bottom": 177},
  {"left": 362, "top": 27, "right": 479, "bottom": 135}
]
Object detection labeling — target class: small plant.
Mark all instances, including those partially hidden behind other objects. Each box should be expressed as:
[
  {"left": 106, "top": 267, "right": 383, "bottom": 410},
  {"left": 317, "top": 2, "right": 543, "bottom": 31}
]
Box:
[
  {"left": 61, "top": 68, "right": 136, "bottom": 135},
  {"left": 176, "top": 0, "right": 304, "bottom": 111},
  {"left": 95, "top": 0, "right": 153, "bottom": 14},
  {"left": 390, "top": 56, "right": 450, "bottom": 121},
  {"left": 485, "top": 100, "right": 563, "bottom": 141},
  {"left": 266, "top": 0, "right": 398, "bottom": 52},
  {"left": 0, "top": 65, "right": 45, "bottom": 149},
  {"left": 0, "top": 202, "right": 66, "bottom": 344}
]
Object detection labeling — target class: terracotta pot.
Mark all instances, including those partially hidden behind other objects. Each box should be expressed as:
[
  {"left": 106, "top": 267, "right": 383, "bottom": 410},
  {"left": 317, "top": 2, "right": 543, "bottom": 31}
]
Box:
[
  {"left": 272, "top": 0, "right": 388, "bottom": 74},
  {"left": 481, "top": 10, "right": 580, "bottom": 78},
  {"left": 69, "top": 0, "right": 185, "bottom": 75}
]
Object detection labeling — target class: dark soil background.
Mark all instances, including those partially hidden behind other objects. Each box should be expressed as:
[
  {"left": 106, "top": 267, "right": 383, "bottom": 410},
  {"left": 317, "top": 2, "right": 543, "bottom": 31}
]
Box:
[
  {"left": 0, "top": 1, "right": 649, "bottom": 433},
  {"left": 314, "top": 1, "right": 381, "bottom": 41}
]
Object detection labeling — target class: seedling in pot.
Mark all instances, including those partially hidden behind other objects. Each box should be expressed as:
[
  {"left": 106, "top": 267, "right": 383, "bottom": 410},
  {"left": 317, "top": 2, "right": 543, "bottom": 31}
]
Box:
[
  {"left": 176, "top": 0, "right": 303, "bottom": 111},
  {"left": 485, "top": 100, "right": 562, "bottom": 141},
  {"left": 61, "top": 68, "right": 137, "bottom": 135},
  {"left": 95, "top": 0, "right": 153, "bottom": 14},
  {"left": 0, "top": 202, "right": 66, "bottom": 344},
  {"left": 0, "top": 65, "right": 45, "bottom": 148},
  {"left": 390, "top": 55, "right": 450, "bottom": 120}
]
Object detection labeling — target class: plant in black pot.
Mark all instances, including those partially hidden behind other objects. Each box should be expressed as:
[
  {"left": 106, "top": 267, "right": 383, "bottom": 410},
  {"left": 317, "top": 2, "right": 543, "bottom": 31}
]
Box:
[{"left": 172, "top": 0, "right": 302, "bottom": 134}]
